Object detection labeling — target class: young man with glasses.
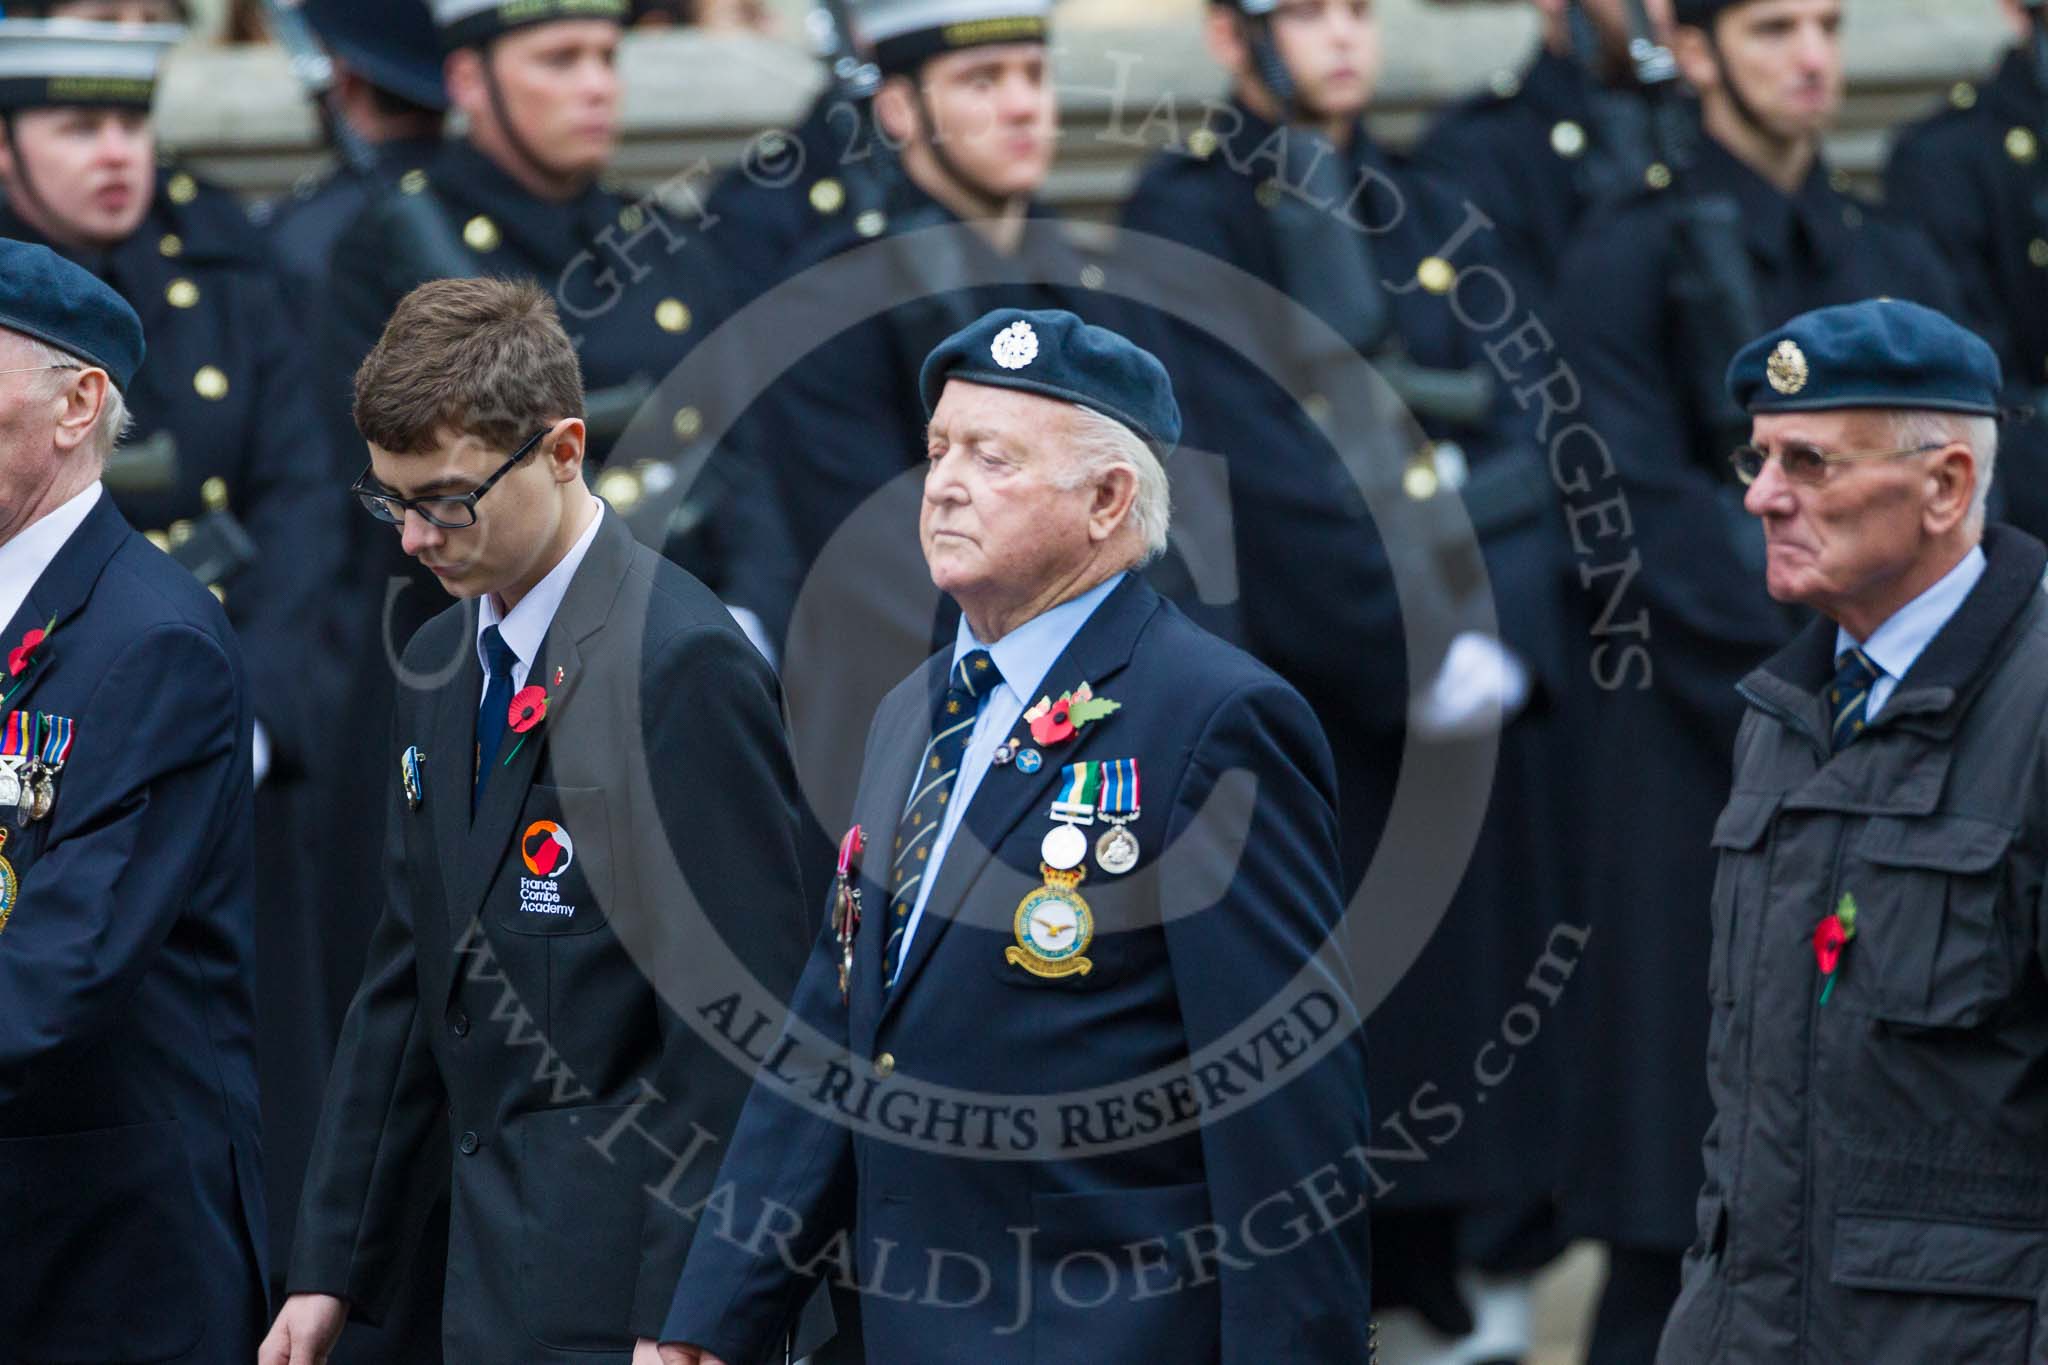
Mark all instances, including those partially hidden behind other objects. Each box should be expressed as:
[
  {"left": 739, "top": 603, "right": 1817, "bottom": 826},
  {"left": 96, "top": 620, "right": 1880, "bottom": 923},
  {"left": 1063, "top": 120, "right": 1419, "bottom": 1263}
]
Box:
[
  {"left": 263, "top": 277, "right": 817, "bottom": 1365},
  {"left": 1660, "top": 298, "right": 2048, "bottom": 1363}
]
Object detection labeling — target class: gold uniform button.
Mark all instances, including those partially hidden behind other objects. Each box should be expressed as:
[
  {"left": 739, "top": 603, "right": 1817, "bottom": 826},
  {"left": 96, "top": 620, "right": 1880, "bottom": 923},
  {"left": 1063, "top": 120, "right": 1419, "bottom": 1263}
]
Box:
[
  {"left": 1416, "top": 256, "right": 1455, "bottom": 295},
  {"left": 1255, "top": 179, "right": 1282, "bottom": 210},
  {"left": 399, "top": 168, "right": 429, "bottom": 196},
  {"left": 144, "top": 528, "right": 171, "bottom": 552},
  {"left": 166, "top": 278, "right": 200, "bottom": 309},
  {"left": 1550, "top": 120, "right": 1586, "bottom": 159},
  {"left": 463, "top": 215, "right": 501, "bottom": 253},
  {"left": 1403, "top": 459, "right": 1441, "bottom": 502},
  {"left": 1950, "top": 81, "right": 1978, "bottom": 110},
  {"left": 809, "top": 177, "right": 845, "bottom": 215},
  {"left": 855, "top": 209, "right": 887, "bottom": 238},
  {"left": 672, "top": 405, "right": 703, "bottom": 440},
  {"left": 875, "top": 1052, "right": 896, "bottom": 1078},
  {"left": 168, "top": 518, "right": 195, "bottom": 546},
  {"left": 1079, "top": 263, "right": 1106, "bottom": 290},
  {"left": 2008, "top": 127, "right": 2038, "bottom": 165},
  {"left": 1828, "top": 167, "right": 1853, "bottom": 194},
  {"left": 1489, "top": 68, "right": 1521, "bottom": 99},
  {"left": 1646, "top": 162, "right": 1673, "bottom": 191},
  {"left": 193, "top": 365, "right": 229, "bottom": 401},
  {"left": 167, "top": 172, "right": 197, "bottom": 205},
  {"left": 158, "top": 232, "right": 183, "bottom": 258},
  {"left": 2029, "top": 238, "right": 2048, "bottom": 269},
  {"left": 596, "top": 468, "right": 643, "bottom": 511},
  {"left": 618, "top": 203, "right": 647, "bottom": 233},
  {"left": 655, "top": 298, "right": 692, "bottom": 333},
  {"left": 1187, "top": 127, "right": 1219, "bottom": 160},
  {"left": 201, "top": 476, "right": 228, "bottom": 511}
]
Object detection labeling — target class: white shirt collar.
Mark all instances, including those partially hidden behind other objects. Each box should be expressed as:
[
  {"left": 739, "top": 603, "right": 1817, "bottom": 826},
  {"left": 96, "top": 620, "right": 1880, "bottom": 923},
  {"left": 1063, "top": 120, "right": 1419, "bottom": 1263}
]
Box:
[
  {"left": 1835, "top": 544, "right": 1987, "bottom": 686},
  {"left": 0, "top": 481, "right": 101, "bottom": 633},
  {"left": 476, "top": 499, "right": 605, "bottom": 683},
  {"left": 951, "top": 572, "right": 1127, "bottom": 706}
]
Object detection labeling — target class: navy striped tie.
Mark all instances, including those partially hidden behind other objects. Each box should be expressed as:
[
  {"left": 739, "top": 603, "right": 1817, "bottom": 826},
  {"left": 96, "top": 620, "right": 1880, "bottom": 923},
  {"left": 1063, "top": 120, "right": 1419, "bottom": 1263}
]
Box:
[
  {"left": 1828, "top": 647, "right": 1882, "bottom": 751},
  {"left": 883, "top": 649, "right": 999, "bottom": 992}
]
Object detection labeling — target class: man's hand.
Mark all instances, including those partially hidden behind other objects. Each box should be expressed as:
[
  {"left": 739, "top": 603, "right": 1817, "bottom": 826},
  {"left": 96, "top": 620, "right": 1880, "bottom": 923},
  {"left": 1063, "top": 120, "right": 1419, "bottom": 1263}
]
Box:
[
  {"left": 656, "top": 1342, "right": 731, "bottom": 1365},
  {"left": 257, "top": 1293, "right": 348, "bottom": 1365}
]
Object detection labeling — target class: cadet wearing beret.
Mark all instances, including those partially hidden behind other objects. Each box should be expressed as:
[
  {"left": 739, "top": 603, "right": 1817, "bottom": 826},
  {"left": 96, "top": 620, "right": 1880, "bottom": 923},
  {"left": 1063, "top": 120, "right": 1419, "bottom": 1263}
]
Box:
[
  {"left": 1541, "top": 5, "right": 1967, "bottom": 1353},
  {"left": 1660, "top": 299, "right": 2048, "bottom": 1363},
  {"left": 0, "top": 238, "right": 268, "bottom": 1363},
  {"left": 1414, "top": 0, "right": 1669, "bottom": 309},
  {"left": 659, "top": 310, "right": 1373, "bottom": 1364},
  {"left": 1885, "top": 0, "right": 2048, "bottom": 542}
]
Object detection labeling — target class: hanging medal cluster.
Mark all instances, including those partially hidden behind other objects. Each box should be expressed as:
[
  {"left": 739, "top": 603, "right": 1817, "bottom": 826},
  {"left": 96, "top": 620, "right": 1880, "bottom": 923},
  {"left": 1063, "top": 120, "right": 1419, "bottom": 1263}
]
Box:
[{"left": 1007, "top": 758, "right": 1141, "bottom": 980}]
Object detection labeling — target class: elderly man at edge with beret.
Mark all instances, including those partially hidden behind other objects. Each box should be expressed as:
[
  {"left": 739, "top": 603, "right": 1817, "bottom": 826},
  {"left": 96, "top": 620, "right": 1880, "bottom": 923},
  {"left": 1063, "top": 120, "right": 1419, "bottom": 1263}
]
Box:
[
  {"left": 0, "top": 238, "right": 267, "bottom": 1361},
  {"left": 657, "top": 309, "right": 1375, "bottom": 1364},
  {"left": 1660, "top": 298, "right": 2048, "bottom": 1363}
]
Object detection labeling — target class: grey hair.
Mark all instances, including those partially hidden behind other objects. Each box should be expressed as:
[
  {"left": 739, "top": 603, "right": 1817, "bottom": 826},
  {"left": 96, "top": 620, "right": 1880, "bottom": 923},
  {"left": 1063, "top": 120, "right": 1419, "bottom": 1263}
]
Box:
[
  {"left": 1887, "top": 409, "right": 1998, "bottom": 533},
  {"left": 21, "top": 336, "right": 130, "bottom": 462},
  {"left": 1055, "top": 403, "right": 1173, "bottom": 566}
]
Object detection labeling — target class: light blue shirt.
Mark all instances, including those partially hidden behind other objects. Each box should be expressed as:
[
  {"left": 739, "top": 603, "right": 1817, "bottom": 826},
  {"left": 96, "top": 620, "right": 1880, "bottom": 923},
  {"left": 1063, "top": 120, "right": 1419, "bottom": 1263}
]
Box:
[
  {"left": 1835, "top": 545, "right": 1986, "bottom": 718},
  {"left": 895, "top": 573, "right": 1127, "bottom": 963}
]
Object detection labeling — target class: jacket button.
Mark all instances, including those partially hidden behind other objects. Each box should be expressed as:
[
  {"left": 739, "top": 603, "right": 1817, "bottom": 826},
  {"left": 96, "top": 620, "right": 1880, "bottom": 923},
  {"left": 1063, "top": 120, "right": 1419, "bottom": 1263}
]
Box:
[
  {"left": 450, "top": 1010, "right": 470, "bottom": 1037},
  {"left": 459, "top": 1131, "right": 479, "bottom": 1155},
  {"left": 875, "top": 1053, "right": 896, "bottom": 1078}
]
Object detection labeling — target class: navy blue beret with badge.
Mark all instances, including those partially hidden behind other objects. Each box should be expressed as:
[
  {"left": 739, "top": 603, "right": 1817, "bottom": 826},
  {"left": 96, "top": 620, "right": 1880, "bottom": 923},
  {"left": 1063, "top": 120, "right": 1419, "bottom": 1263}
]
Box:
[
  {"left": 919, "top": 308, "right": 1183, "bottom": 455},
  {"left": 1726, "top": 298, "right": 2004, "bottom": 419},
  {"left": 0, "top": 236, "right": 144, "bottom": 391}
]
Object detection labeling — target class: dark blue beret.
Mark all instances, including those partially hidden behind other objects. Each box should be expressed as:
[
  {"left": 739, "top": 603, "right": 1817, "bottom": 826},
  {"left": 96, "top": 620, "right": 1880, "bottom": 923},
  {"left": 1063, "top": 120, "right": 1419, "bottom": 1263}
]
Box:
[
  {"left": 919, "top": 308, "right": 1182, "bottom": 455},
  {"left": 1726, "top": 299, "right": 2004, "bottom": 419},
  {"left": 0, "top": 237, "right": 143, "bottom": 391}
]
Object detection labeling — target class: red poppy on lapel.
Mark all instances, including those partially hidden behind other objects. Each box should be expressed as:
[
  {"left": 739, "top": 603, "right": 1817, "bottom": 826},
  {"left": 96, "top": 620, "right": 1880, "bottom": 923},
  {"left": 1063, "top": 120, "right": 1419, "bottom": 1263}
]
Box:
[
  {"left": 509, "top": 685, "right": 548, "bottom": 734},
  {"left": 7, "top": 626, "right": 47, "bottom": 678}
]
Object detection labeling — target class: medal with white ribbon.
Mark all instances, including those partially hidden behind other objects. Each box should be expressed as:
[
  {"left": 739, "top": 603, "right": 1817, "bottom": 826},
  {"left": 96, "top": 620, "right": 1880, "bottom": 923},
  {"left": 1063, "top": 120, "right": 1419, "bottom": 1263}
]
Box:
[
  {"left": 1094, "top": 758, "right": 1141, "bottom": 875},
  {"left": 1042, "top": 761, "right": 1099, "bottom": 871},
  {"left": 0, "top": 709, "right": 27, "bottom": 812}
]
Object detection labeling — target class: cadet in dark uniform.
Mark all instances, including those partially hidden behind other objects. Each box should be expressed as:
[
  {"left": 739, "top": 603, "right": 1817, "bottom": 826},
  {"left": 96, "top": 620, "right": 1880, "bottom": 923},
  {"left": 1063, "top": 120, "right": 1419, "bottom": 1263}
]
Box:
[
  {"left": 1415, "top": 0, "right": 1670, "bottom": 306},
  {"left": 1118, "top": 1, "right": 1571, "bottom": 1354},
  {"left": 257, "top": 0, "right": 448, "bottom": 311},
  {"left": 1661, "top": 300, "right": 2048, "bottom": 1365},
  {"left": 1545, "top": 2, "right": 1962, "bottom": 1358},
  {"left": 1885, "top": 0, "right": 2048, "bottom": 540},
  {"left": 0, "top": 238, "right": 266, "bottom": 1365}
]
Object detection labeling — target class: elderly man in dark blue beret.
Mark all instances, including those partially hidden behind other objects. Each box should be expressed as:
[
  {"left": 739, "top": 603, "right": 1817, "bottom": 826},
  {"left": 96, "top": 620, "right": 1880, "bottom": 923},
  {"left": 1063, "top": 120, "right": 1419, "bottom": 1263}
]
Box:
[
  {"left": 658, "top": 309, "right": 1374, "bottom": 1364},
  {"left": 1660, "top": 298, "right": 2048, "bottom": 1363},
  {"left": 0, "top": 237, "right": 267, "bottom": 1360}
]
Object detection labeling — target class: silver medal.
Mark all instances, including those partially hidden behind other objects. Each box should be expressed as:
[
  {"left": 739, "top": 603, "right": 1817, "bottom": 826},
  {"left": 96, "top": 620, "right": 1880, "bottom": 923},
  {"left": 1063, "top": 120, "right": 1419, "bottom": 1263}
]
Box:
[
  {"left": 1041, "top": 822, "right": 1087, "bottom": 871},
  {"left": 1095, "top": 823, "right": 1140, "bottom": 875},
  {"left": 0, "top": 759, "right": 19, "bottom": 812}
]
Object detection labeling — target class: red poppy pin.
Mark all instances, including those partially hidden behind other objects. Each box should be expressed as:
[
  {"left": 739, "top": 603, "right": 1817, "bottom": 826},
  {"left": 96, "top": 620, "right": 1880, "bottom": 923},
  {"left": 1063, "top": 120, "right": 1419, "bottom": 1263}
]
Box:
[
  {"left": 500, "top": 685, "right": 548, "bottom": 766},
  {"left": 1024, "top": 681, "right": 1121, "bottom": 747},
  {"left": 1814, "top": 892, "right": 1858, "bottom": 1005},
  {"left": 7, "top": 622, "right": 50, "bottom": 678}
]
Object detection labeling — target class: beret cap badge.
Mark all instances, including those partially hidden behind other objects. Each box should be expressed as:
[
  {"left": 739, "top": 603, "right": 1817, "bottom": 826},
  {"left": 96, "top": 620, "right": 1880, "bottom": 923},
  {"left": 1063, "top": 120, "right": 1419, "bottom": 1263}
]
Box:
[
  {"left": 991, "top": 320, "right": 1039, "bottom": 371},
  {"left": 1767, "top": 339, "right": 1810, "bottom": 396}
]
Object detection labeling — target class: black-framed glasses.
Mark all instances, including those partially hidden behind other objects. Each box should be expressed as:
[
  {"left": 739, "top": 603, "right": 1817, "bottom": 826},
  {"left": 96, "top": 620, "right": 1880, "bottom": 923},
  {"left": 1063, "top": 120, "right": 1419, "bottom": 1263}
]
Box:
[
  {"left": 351, "top": 428, "right": 547, "bottom": 529},
  {"left": 1729, "top": 440, "right": 1944, "bottom": 487}
]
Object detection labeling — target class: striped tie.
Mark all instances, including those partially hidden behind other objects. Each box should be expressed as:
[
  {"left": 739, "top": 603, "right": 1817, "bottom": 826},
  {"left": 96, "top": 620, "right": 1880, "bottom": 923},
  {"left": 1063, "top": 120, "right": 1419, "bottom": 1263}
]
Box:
[
  {"left": 883, "top": 649, "right": 999, "bottom": 992},
  {"left": 1828, "top": 647, "right": 1882, "bottom": 751}
]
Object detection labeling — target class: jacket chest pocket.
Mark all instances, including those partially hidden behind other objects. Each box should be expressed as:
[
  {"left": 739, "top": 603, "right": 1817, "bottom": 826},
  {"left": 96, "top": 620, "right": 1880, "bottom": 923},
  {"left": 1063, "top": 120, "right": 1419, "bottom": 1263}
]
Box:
[
  {"left": 1708, "top": 792, "right": 1781, "bottom": 1005},
  {"left": 1838, "top": 815, "right": 2016, "bottom": 1030},
  {"left": 491, "top": 785, "right": 614, "bottom": 937}
]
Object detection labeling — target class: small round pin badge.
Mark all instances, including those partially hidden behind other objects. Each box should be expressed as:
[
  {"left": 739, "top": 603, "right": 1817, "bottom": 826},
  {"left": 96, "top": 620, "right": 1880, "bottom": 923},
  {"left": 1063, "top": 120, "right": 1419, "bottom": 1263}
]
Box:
[{"left": 1015, "top": 748, "right": 1043, "bottom": 774}]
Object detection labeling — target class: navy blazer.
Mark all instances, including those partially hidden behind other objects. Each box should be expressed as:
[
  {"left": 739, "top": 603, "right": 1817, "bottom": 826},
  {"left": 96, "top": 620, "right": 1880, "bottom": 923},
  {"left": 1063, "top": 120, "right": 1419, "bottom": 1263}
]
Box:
[
  {"left": 663, "top": 576, "right": 1375, "bottom": 1363},
  {"left": 0, "top": 493, "right": 267, "bottom": 1363},
  {"left": 287, "top": 509, "right": 815, "bottom": 1361}
]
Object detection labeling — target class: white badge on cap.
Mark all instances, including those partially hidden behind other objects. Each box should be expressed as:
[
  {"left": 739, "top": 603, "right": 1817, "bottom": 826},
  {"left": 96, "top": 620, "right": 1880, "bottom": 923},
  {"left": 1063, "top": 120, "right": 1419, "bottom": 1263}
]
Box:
[{"left": 991, "top": 320, "right": 1039, "bottom": 370}]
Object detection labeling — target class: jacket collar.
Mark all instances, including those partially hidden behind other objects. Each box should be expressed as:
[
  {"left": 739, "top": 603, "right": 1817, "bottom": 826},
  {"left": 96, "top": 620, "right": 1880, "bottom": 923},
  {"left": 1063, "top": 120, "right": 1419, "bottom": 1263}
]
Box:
[
  {"left": 1983, "top": 46, "right": 2045, "bottom": 126},
  {"left": 433, "top": 137, "right": 619, "bottom": 267},
  {"left": 1745, "top": 525, "right": 2048, "bottom": 738},
  {"left": 1, "top": 494, "right": 133, "bottom": 726},
  {"left": 1519, "top": 45, "right": 1598, "bottom": 121},
  {"left": 1691, "top": 129, "right": 1853, "bottom": 267}
]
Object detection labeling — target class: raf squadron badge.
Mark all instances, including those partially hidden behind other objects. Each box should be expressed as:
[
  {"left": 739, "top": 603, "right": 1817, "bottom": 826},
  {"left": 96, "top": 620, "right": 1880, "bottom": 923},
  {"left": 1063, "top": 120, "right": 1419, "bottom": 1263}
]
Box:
[
  {"left": 0, "top": 828, "right": 15, "bottom": 937},
  {"left": 400, "top": 746, "right": 426, "bottom": 812},
  {"left": 1009, "top": 864, "right": 1094, "bottom": 979},
  {"left": 833, "top": 825, "right": 866, "bottom": 1001},
  {"left": 1767, "top": 339, "right": 1809, "bottom": 395}
]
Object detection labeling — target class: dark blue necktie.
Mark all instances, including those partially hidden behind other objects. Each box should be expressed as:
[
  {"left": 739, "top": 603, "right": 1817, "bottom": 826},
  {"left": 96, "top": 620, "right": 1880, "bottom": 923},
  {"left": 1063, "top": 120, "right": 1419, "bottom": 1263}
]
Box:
[
  {"left": 1828, "top": 647, "right": 1882, "bottom": 752},
  {"left": 474, "top": 625, "right": 518, "bottom": 815},
  {"left": 883, "top": 649, "right": 999, "bottom": 992}
]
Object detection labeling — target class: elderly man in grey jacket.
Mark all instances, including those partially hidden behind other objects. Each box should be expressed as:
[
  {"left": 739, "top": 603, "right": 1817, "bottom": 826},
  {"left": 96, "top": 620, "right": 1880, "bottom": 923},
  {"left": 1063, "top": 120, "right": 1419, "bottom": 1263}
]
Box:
[{"left": 1659, "top": 298, "right": 2048, "bottom": 1363}]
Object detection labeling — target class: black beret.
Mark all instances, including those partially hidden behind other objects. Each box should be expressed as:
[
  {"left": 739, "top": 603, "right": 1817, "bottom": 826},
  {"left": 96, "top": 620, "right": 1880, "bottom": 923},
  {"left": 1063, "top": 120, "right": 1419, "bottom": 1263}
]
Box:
[
  {"left": 305, "top": 0, "right": 447, "bottom": 112},
  {"left": 919, "top": 308, "right": 1182, "bottom": 455},
  {"left": 1727, "top": 298, "right": 2004, "bottom": 419},
  {"left": 0, "top": 236, "right": 144, "bottom": 390}
]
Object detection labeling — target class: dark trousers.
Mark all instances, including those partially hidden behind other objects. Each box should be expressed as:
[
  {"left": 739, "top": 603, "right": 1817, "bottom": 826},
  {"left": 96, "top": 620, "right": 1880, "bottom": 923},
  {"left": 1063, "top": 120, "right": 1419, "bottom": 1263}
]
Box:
[{"left": 1587, "top": 1246, "right": 1681, "bottom": 1365}]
